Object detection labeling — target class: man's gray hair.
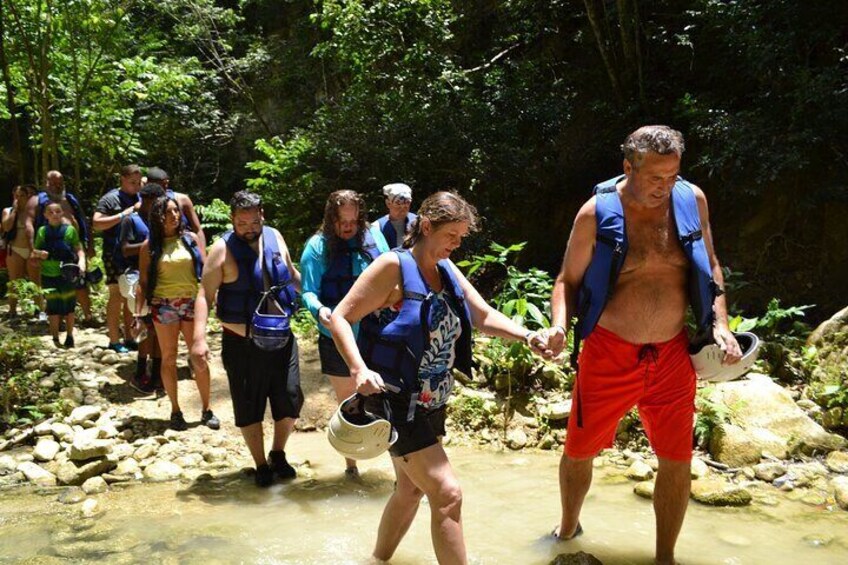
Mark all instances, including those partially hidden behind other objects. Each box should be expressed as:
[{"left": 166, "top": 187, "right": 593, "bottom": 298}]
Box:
[{"left": 622, "top": 125, "right": 685, "bottom": 168}]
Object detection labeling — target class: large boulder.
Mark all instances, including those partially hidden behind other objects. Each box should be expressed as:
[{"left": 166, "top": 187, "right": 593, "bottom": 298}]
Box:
[
  {"left": 549, "top": 552, "right": 603, "bottom": 565},
  {"left": 707, "top": 373, "right": 846, "bottom": 460},
  {"left": 56, "top": 458, "right": 116, "bottom": 486},
  {"left": 807, "top": 306, "right": 848, "bottom": 386},
  {"left": 690, "top": 479, "right": 752, "bottom": 506}
]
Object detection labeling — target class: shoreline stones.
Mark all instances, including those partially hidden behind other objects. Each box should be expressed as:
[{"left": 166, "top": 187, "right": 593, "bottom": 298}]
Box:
[{"left": 690, "top": 479, "right": 753, "bottom": 506}]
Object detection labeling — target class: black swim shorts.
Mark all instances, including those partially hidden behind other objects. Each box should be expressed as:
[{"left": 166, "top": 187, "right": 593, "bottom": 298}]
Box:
[
  {"left": 318, "top": 333, "right": 350, "bottom": 377},
  {"left": 365, "top": 392, "right": 447, "bottom": 458},
  {"left": 221, "top": 331, "right": 304, "bottom": 427}
]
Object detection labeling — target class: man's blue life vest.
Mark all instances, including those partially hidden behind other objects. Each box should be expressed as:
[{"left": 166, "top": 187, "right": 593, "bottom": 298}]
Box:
[
  {"left": 36, "top": 191, "right": 90, "bottom": 246},
  {"left": 102, "top": 189, "right": 141, "bottom": 258},
  {"left": 378, "top": 212, "right": 417, "bottom": 248},
  {"left": 319, "top": 229, "right": 381, "bottom": 308},
  {"left": 146, "top": 233, "right": 203, "bottom": 301},
  {"left": 216, "top": 226, "right": 299, "bottom": 325},
  {"left": 42, "top": 224, "right": 76, "bottom": 264},
  {"left": 576, "top": 175, "right": 720, "bottom": 349},
  {"left": 357, "top": 250, "right": 473, "bottom": 400},
  {"left": 114, "top": 213, "right": 150, "bottom": 272}
]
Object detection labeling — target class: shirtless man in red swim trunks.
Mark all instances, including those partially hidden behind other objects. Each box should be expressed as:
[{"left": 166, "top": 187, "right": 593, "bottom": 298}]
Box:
[{"left": 547, "top": 125, "right": 742, "bottom": 564}]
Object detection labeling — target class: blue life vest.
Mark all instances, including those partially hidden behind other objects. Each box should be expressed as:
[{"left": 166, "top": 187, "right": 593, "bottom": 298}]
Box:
[
  {"left": 319, "top": 229, "right": 381, "bottom": 308},
  {"left": 576, "top": 175, "right": 720, "bottom": 346},
  {"left": 378, "top": 212, "right": 417, "bottom": 248},
  {"left": 216, "top": 226, "right": 299, "bottom": 325},
  {"left": 36, "top": 191, "right": 90, "bottom": 246},
  {"left": 41, "top": 224, "right": 76, "bottom": 264},
  {"left": 357, "top": 250, "right": 473, "bottom": 399},
  {"left": 101, "top": 189, "right": 140, "bottom": 258},
  {"left": 114, "top": 213, "right": 150, "bottom": 272}
]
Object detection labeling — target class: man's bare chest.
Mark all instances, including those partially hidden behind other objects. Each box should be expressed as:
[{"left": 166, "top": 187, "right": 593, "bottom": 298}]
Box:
[{"left": 622, "top": 214, "right": 687, "bottom": 270}]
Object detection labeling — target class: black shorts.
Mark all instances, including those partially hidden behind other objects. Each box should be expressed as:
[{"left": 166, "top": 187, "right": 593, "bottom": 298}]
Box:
[
  {"left": 365, "top": 393, "right": 447, "bottom": 458},
  {"left": 318, "top": 333, "right": 350, "bottom": 377},
  {"left": 221, "top": 331, "right": 304, "bottom": 427},
  {"left": 103, "top": 255, "right": 120, "bottom": 285}
]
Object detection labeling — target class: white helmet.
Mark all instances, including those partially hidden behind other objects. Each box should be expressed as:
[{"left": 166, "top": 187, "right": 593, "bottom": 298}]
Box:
[
  {"left": 690, "top": 332, "right": 760, "bottom": 383},
  {"left": 327, "top": 394, "right": 397, "bottom": 460}
]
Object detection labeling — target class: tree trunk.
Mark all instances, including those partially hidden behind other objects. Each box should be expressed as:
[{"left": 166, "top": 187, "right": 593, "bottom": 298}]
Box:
[
  {"left": 0, "top": 1, "right": 26, "bottom": 183},
  {"left": 583, "top": 0, "right": 623, "bottom": 104}
]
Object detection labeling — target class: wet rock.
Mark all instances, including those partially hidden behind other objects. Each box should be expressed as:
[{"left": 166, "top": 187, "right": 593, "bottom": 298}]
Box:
[
  {"left": 802, "top": 533, "right": 834, "bottom": 547},
  {"left": 706, "top": 374, "right": 846, "bottom": 457},
  {"left": 69, "top": 438, "right": 114, "bottom": 461},
  {"left": 709, "top": 424, "right": 762, "bottom": 467},
  {"left": 144, "top": 460, "right": 183, "bottom": 482},
  {"left": 626, "top": 460, "right": 653, "bottom": 481},
  {"left": 56, "top": 458, "right": 116, "bottom": 486},
  {"left": 18, "top": 461, "right": 57, "bottom": 487},
  {"left": 0, "top": 454, "right": 17, "bottom": 474},
  {"left": 82, "top": 476, "right": 108, "bottom": 494},
  {"left": 634, "top": 480, "right": 655, "bottom": 499},
  {"left": 57, "top": 487, "right": 86, "bottom": 504},
  {"left": 831, "top": 476, "right": 848, "bottom": 510},
  {"left": 800, "top": 491, "right": 827, "bottom": 506},
  {"left": 786, "top": 462, "right": 829, "bottom": 487},
  {"left": 549, "top": 552, "right": 603, "bottom": 565},
  {"left": 80, "top": 498, "right": 101, "bottom": 518},
  {"left": 67, "top": 406, "right": 101, "bottom": 425},
  {"left": 753, "top": 462, "right": 786, "bottom": 482},
  {"left": 825, "top": 451, "right": 848, "bottom": 473},
  {"left": 34, "top": 438, "right": 61, "bottom": 462},
  {"left": 506, "top": 429, "right": 528, "bottom": 450},
  {"left": 690, "top": 479, "right": 752, "bottom": 506},
  {"left": 690, "top": 458, "right": 709, "bottom": 479}
]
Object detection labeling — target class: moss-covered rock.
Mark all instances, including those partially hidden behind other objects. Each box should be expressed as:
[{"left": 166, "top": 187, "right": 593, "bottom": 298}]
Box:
[{"left": 690, "top": 479, "right": 753, "bottom": 506}]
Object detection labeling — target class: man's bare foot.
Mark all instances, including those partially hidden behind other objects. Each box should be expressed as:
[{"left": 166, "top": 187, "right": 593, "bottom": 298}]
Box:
[{"left": 552, "top": 522, "right": 583, "bottom": 541}]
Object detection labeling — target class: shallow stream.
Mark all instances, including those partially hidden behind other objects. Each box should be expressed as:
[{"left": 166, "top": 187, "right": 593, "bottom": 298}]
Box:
[{"left": 1, "top": 434, "right": 846, "bottom": 564}]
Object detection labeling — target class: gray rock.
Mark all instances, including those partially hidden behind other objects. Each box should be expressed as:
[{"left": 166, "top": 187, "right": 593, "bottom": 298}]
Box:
[
  {"left": 0, "top": 454, "right": 17, "bottom": 474},
  {"left": 506, "top": 429, "right": 528, "bottom": 450},
  {"left": 802, "top": 533, "right": 834, "bottom": 547},
  {"left": 634, "top": 480, "right": 655, "bottom": 499},
  {"left": 57, "top": 487, "right": 86, "bottom": 504},
  {"left": 542, "top": 400, "right": 572, "bottom": 421},
  {"left": 753, "top": 462, "right": 787, "bottom": 482},
  {"left": 56, "top": 458, "right": 116, "bottom": 486},
  {"left": 549, "top": 552, "right": 603, "bottom": 565},
  {"left": 100, "top": 352, "right": 120, "bottom": 365},
  {"left": 825, "top": 451, "right": 848, "bottom": 474},
  {"left": 81, "top": 476, "right": 108, "bottom": 494},
  {"left": 18, "top": 461, "right": 58, "bottom": 487},
  {"left": 68, "top": 406, "right": 101, "bottom": 425},
  {"left": 113, "top": 458, "right": 140, "bottom": 476},
  {"left": 626, "top": 460, "right": 654, "bottom": 481},
  {"left": 34, "top": 438, "right": 61, "bottom": 462},
  {"left": 80, "top": 498, "right": 101, "bottom": 518},
  {"left": 143, "top": 460, "right": 183, "bottom": 482},
  {"left": 69, "top": 437, "right": 114, "bottom": 461},
  {"left": 50, "top": 422, "right": 74, "bottom": 441},
  {"left": 59, "top": 386, "right": 84, "bottom": 405},
  {"left": 34, "top": 420, "right": 55, "bottom": 435},
  {"left": 831, "top": 476, "right": 848, "bottom": 511},
  {"left": 111, "top": 443, "right": 135, "bottom": 461},
  {"left": 706, "top": 374, "right": 846, "bottom": 458},
  {"left": 690, "top": 458, "right": 709, "bottom": 479},
  {"left": 709, "top": 424, "right": 762, "bottom": 467},
  {"left": 39, "top": 377, "right": 55, "bottom": 389},
  {"left": 690, "top": 479, "right": 752, "bottom": 506},
  {"left": 133, "top": 443, "right": 157, "bottom": 461}
]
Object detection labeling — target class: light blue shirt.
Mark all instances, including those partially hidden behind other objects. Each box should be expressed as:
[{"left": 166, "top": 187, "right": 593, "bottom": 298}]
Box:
[{"left": 300, "top": 223, "right": 390, "bottom": 337}]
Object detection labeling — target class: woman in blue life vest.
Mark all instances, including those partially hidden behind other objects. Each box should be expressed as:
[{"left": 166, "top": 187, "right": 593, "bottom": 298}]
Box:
[
  {"left": 137, "top": 196, "right": 219, "bottom": 432},
  {"left": 329, "top": 192, "right": 551, "bottom": 564},
  {"left": 300, "top": 189, "right": 391, "bottom": 476}
]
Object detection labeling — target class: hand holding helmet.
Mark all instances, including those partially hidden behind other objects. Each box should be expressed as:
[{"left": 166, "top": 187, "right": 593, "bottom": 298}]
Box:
[
  {"left": 690, "top": 331, "right": 760, "bottom": 383},
  {"left": 353, "top": 367, "right": 385, "bottom": 396}
]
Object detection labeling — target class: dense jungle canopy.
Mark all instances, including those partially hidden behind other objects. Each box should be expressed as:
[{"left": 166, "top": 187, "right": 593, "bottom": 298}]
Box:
[{"left": 1, "top": 0, "right": 846, "bottom": 319}]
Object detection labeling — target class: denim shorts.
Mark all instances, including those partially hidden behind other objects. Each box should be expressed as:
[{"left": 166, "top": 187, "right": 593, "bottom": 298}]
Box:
[{"left": 151, "top": 297, "right": 195, "bottom": 325}]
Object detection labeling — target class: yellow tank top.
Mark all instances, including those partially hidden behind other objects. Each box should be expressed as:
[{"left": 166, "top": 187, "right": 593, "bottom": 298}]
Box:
[{"left": 153, "top": 236, "right": 198, "bottom": 299}]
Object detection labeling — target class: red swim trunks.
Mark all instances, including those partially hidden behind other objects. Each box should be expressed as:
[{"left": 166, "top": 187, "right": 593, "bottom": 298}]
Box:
[{"left": 565, "top": 325, "right": 696, "bottom": 461}]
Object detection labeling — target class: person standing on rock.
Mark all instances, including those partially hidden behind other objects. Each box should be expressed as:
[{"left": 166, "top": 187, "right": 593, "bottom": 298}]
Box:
[
  {"left": 546, "top": 125, "right": 743, "bottom": 564},
  {"left": 329, "top": 191, "right": 551, "bottom": 564},
  {"left": 300, "top": 189, "right": 390, "bottom": 477},
  {"left": 191, "top": 191, "right": 303, "bottom": 487},
  {"left": 377, "top": 182, "right": 417, "bottom": 248},
  {"left": 137, "top": 194, "right": 217, "bottom": 432},
  {"left": 93, "top": 165, "right": 143, "bottom": 353}
]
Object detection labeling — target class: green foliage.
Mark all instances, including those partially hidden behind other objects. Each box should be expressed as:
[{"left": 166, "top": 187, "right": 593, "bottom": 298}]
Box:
[
  {"left": 6, "top": 278, "right": 45, "bottom": 317},
  {"left": 195, "top": 198, "right": 232, "bottom": 238},
  {"left": 694, "top": 386, "right": 730, "bottom": 448},
  {"left": 0, "top": 334, "right": 72, "bottom": 430},
  {"left": 291, "top": 306, "right": 318, "bottom": 340},
  {"left": 729, "top": 298, "right": 813, "bottom": 339},
  {"left": 447, "top": 392, "right": 497, "bottom": 432}
]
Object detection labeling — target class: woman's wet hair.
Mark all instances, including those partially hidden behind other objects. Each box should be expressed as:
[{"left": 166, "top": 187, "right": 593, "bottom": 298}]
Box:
[
  {"left": 146, "top": 195, "right": 183, "bottom": 302},
  {"left": 320, "top": 189, "right": 368, "bottom": 259},
  {"left": 404, "top": 191, "right": 479, "bottom": 248}
]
